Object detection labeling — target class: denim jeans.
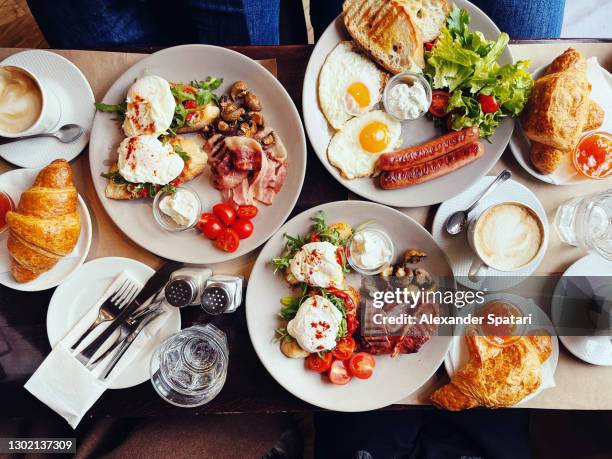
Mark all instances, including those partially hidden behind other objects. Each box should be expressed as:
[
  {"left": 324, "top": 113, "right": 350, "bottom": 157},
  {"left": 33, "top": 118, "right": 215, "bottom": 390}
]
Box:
[
  {"left": 27, "top": 0, "right": 280, "bottom": 48},
  {"left": 311, "top": 0, "right": 566, "bottom": 40}
]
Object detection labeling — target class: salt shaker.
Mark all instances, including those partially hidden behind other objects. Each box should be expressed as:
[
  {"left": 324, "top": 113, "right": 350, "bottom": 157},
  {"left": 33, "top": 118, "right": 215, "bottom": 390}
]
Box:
[
  {"left": 200, "top": 274, "right": 244, "bottom": 315},
  {"left": 164, "top": 267, "right": 213, "bottom": 308}
]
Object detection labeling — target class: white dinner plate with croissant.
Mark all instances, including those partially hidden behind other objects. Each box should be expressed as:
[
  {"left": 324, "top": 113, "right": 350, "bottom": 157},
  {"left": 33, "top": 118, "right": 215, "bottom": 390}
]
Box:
[
  {"left": 509, "top": 57, "right": 612, "bottom": 185},
  {"left": 0, "top": 166, "right": 92, "bottom": 291}
]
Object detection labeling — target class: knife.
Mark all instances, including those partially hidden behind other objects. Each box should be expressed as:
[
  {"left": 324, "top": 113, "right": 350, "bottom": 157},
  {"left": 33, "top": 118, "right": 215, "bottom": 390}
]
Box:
[{"left": 76, "top": 260, "right": 182, "bottom": 365}]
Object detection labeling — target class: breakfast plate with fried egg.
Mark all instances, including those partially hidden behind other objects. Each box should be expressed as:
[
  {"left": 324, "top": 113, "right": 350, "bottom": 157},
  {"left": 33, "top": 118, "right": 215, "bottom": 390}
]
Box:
[
  {"left": 89, "top": 44, "right": 306, "bottom": 263},
  {"left": 303, "top": 0, "right": 517, "bottom": 207}
]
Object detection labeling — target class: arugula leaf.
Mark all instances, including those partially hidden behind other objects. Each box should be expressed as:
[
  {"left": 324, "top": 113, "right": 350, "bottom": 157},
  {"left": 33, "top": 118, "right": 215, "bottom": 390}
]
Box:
[
  {"left": 194, "top": 76, "right": 224, "bottom": 91},
  {"left": 95, "top": 102, "right": 127, "bottom": 120},
  {"left": 101, "top": 170, "right": 128, "bottom": 184},
  {"left": 172, "top": 142, "right": 190, "bottom": 162}
]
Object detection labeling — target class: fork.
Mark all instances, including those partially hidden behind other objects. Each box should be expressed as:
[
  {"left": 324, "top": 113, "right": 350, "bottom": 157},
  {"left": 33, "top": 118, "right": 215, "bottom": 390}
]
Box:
[{"left": 70, "top": 279, "right": 140, "bottom": 350}]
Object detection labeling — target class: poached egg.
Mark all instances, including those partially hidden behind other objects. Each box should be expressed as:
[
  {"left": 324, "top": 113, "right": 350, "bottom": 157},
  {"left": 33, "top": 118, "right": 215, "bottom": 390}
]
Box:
[
  {"left": 122, "top": 75, "right": 175, "bottom": 137},
  {"left": 117, "top": 135, "right": 184, "bottom": 185},
  {"left": 287, "top": 295, "right": 342, "bottom": 353},
  {"left": 289, "top": 241, "right": 344, "bottom": 288}
]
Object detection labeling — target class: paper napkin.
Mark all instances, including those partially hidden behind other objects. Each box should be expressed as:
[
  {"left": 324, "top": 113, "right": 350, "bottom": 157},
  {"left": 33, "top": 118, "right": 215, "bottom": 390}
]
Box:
[{"left": 25, "top": 272, "right": 171, "bottom": 428}]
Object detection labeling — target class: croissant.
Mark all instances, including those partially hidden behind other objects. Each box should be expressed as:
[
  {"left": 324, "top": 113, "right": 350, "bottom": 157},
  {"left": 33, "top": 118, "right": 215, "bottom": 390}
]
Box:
[
  {"left": 430, "top": 335, "right": 552, "bottom": 410},
  {"left": 5, "top": 159, "right": 81, "bottom": 282}
]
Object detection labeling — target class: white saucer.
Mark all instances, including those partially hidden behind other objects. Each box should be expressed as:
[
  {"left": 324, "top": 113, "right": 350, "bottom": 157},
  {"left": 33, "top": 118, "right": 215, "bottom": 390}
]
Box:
[
  {"left": 0, "top": 50, "right": 94, "bottom": 168},
  {"left": 551, "top": 254, "right": 612, "bottom": 366},
  {"left": 47, "top": 257, "right": 182, "bottom": 389},
  {"left": 445, "top": 292, "right": 559, "bottom": 405},
  {"left": 432, "top": 175, "right": 549, "bottom": 291},
  {"left": 0, "top": 168, "right": 92, "bottom": 291}
]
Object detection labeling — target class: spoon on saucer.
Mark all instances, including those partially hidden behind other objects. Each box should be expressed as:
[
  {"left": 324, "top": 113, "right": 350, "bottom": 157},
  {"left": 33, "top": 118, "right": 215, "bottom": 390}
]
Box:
[
  {"left": 0, "top": 124, "right": 84, "bottom": 145},
  {"left": 445, "top": 169, "right": 512, "bottom": 236}
]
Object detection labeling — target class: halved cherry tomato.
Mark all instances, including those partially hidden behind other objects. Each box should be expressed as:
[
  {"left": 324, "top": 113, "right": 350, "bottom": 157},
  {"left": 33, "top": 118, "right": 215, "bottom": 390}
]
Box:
[
  {"left": 478, "top": 94, "right": 500, "bottom": 114},
  {"left": 213, "top": 203, "right": 236, "bottom": 227},
  {"left": 196, "top": 212, "right": 216, "bottom": 232},
  {"left": 214, "top": 227, "right": 240, "bottom": 252},
  {"left": 169, "top": 178, "right": 181, "bottom": 187},
  {"left": 424, "top": 38, "right": 438, "bottom": 52},
  {"left": 306, "top": 353, "right": 333, "bottom": 373},
  {"left": 310, "top": 233, "right": 320, "bottom": 242},
  {"left": 236, "top": 205, "right": 258, "bottom": 220},
  {"left": 328, "top": 359, "right": 352, "bottom": 385},
  {"left": 347, "top": 352, "right": 375, "bottom": 379},
  {"left": 183, "top": 100, "right": 197, "bottom": 109},
  {"left": 199, "top": 217, "right": 223, "bottom": 240},
  {"left": 332, "top": 336, "right": 356, "bottom": 360},
  {"left": 346, "top": 315, "right": 359, "bottom": 335},
  {"left": 429, "top": 90, "right": 450, "bottom": 118},
  {"left": 327, "top": 288, "right": 356, "bottom": 312},
  {"left": 185, "top": 112, "right": 197, "bottom": 124},
  {"left": 231, "top": 219, "right": 254, "bottom": 239}
]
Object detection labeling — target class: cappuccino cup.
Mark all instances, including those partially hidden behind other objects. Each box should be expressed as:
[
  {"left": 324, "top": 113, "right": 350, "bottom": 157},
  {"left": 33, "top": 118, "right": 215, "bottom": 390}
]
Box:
[
  {"left": 0, "top": 65, "right": 61, "bottom": 137},
  {"left": 467, "top": 201, "right": 547, "bottom": 280}
]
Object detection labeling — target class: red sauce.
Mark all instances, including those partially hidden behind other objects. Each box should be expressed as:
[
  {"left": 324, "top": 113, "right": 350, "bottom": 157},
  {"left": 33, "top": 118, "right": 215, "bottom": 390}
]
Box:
[
  {"left": 0, "top": 192, "right": 15, "bottom": 232},
  {"left": 573, "top": 132, "right": 612, "bottom": 179}
]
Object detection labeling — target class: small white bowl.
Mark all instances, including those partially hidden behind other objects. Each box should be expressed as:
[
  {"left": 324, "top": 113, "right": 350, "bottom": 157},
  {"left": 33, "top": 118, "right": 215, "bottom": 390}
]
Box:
[
  {"left": 382, "top": 72, "right": 432, "bottom": 121},
  {"left": 346, "top": 226, "right": 395, "bottom": 276},
  {"left": 152, "top": 186, "right": 202, "bottom": 232}
]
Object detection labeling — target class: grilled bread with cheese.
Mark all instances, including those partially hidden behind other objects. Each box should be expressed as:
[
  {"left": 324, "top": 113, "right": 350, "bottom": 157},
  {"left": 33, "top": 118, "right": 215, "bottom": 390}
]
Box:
[{"left": 343, "top": 0, "right": 424, "bottom": 74}]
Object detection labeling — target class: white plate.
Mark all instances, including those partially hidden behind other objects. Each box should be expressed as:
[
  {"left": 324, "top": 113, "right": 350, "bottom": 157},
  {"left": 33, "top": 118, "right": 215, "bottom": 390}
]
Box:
[
  {"left": 0, "top": 168, "right": 92, "bottom": 291},
  {"left": 509, "top": 58, "right": 612, "bottom": 185},
  {"left": 302, "top": 0, "right": 514, "bottom": 207},
  {"left": 551, "top": 254, "right": 612, "bottom": 366},
  {"left": 47, "top": 256, "right": 181, "bottom": 389},
  {"left": 445, "top": 292, "right": 559, "bottom": 405},
  {"left": 0, "top": 50, "right": 95, "bottom": 168},
  {"left": 246, "top": 200, "right": 454, "bottom": 411},
  {"left": 431, "top": 175, "right": 549, "bottom": 291},
  {"left": 89, "top": 44, "right": 306, "bottom": 264}
]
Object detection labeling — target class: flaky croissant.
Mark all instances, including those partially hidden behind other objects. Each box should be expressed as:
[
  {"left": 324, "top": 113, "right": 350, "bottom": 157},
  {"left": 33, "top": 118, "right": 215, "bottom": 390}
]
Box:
[
  {"left": 6, "top": 159, "right": 81, "bottom": 282},
  {"left": 430, "top": 335, "right": 552, "bottom": 410}
]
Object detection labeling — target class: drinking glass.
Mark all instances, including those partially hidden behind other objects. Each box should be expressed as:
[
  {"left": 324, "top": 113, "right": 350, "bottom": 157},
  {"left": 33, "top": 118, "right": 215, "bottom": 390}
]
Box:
[
  {"left": 150, "top": 324, "right": 228, "bottom": 407},
  {"left": 554, "top": 189, "right": 612, "bottom": 260}
]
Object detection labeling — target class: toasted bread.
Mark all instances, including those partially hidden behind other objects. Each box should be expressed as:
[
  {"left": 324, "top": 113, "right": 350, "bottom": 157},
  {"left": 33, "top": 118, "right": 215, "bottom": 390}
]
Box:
[
  {"left": 176, "top": 103, "right": 220, "bottom": 134},
  {"left": 104, "top": 136, "right": 208, "bottom": 200},
  {"left": 343, "top": 0, "right": 424, "bottom": 74},
  {"left": 397, "top": 0, "right": 449, "bottom": 42}
]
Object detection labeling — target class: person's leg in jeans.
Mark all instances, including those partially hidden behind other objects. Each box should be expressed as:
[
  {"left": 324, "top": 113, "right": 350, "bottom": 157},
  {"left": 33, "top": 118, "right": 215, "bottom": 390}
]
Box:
[
  {"left": 26, "top": 0, "right": 280, "bottom": 48},
  {"left": 310, "top": 0, "right": 565, "bottom": 39}
]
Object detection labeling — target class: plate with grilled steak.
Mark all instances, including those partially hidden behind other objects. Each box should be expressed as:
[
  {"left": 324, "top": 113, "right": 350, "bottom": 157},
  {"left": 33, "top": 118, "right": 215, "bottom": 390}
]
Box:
[
  {"left": 246, "top": 200, "right": 454, "bottom": 411},
  {"left": 89, "top": 45, "right": 306, "bottom": 263},
  {"left": 303, "top": 0, "right": 527, "bottom": 207}
]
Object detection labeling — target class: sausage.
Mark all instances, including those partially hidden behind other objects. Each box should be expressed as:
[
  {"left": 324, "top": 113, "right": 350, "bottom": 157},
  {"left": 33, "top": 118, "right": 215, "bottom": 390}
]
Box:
[
  {"left": 378, "top": 127, "right": 480, "bottom": 171},
  {"left": 379, "top": 142, "right": 484, "bottom": 189}
]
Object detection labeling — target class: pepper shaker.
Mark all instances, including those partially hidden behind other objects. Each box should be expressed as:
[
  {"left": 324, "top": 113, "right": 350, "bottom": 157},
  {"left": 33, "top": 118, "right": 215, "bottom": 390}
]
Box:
[
  {"left": 164, "top": 267, "right": 213, "bottom": 308},
  {"left": 200, "top": 274, "right": 244, "bottom": 315}
]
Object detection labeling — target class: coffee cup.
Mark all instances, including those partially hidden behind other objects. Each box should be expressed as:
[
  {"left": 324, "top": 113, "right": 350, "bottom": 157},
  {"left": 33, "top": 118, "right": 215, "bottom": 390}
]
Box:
[
  {"left": 0, "top": 65, "right": 61, "bottom": 137},
  {"left": 467, "top": 201, "right": 547, "bottom": 281}
]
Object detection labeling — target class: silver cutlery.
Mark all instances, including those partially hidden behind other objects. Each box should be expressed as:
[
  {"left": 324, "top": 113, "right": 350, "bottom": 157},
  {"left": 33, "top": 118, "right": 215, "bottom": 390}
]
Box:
[
  {"left": 0, "top": 123, "right": 84, "bottom": 144},
  {"left": 71, "top": 279, "right": 140, "bottom": 350},
  {"left": 444, "top": 169, "right": 512, "bottom": 235}
]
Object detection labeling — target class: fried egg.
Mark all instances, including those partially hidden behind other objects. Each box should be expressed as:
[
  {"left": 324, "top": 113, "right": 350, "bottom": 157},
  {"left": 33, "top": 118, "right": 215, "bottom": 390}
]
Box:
[
  {"left": 327, "top": 110, "right": 402, "bottom": 179},
  {"left": 319, "top": 41, "right": 387, "bottom": 130},
  {"left": 117, "top": 135, "right": 184, "bottom": 185},
  {"left": 122, "top": 75, "right": 175, "bottom": 137}
]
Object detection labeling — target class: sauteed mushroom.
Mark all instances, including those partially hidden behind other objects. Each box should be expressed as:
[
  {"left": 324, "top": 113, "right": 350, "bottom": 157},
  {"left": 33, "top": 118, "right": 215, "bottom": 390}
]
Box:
[
  {"left": 230, "top": 80, "right": 249, "bottom": 100},
  {"left": 244, "top": 92, "right": 262, "bottom": 111},
  {"left": 402, "top": 248, "right": 427, "bottom": 266}
]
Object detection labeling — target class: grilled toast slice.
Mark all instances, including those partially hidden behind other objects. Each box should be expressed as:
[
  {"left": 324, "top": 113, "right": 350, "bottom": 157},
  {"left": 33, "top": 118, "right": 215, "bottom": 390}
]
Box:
[
  {"left": 397, "top": 0, "right": 449, "bottom": 43},
  {"left": 343, "top": 0, "right": 424, "bottom": 74}
]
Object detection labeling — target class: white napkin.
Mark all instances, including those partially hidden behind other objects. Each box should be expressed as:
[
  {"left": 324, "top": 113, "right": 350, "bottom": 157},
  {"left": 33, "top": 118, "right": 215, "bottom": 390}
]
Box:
[{"left": 25, "top": 272, "right": 171, "bottom": 428}]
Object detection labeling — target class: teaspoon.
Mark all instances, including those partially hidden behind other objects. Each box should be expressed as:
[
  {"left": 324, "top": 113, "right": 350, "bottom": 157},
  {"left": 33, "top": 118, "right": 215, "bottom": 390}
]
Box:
[
  {"left": 445, "top": 169, "right": 512, "bottom": 235},
  {"left": 0, "top": 124, "right": 84, "bottom": 145}
]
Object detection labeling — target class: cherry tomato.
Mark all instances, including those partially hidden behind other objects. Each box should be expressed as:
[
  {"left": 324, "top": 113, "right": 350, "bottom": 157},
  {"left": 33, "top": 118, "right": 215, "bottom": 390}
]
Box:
[
  {"left": 200, "top": 217, "right": 223, "bottom": 240},
  {"left": 327, "top": 288, "right": 356, "bottom": 312},
  {"left": 332, "top": 336, "right": 356, "bottom": 360},
  {"left": 183, "top": 100, "right": 197, "bottom": 109},
  {"left": 231, "top": 219, "right": 254, "bottom": 239},
  {"left": 347, "top": 352, "right": 375, "bottom": 379},
  {"left": 196, "top": 212, "right": 215, "bottom": 232},
  {"left": 169, "top": 178, "right": 181, "bottom": 187},
  {"left": 478, "top": 94, "right": 500, "bottom": 114},
  {"left": 305, "top": 353, "right": 333, "bottom": 373},
  {"left": 424, "top": 38, "right": 438, "bottom": 51},
  {"left": 328, "top": 359, "right": 352, "bottom": 385},
  {"left": 429, "top": 90, "right": 450, "bottom": 118},
  {"left": 346, "top": 315, "right": 359, "bottom": 335},
  {"left": 185, "top": 112, "right": 197, "bottom": 124},
  {"left": 215, "top": 227, "right": 240, "bottom": 252},
  {"left": 310, "top": 232, "right": 320, "bottom": 242},
  {"left": 213, "top": 203, "right": 236, "bottom": 227},
  {"left": 236, "top": 205, "right": 258, "bottom": 220}
]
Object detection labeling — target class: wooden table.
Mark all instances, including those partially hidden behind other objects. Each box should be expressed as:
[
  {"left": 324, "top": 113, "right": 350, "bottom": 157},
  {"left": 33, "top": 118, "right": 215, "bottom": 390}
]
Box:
[{"left": 1, "top": 41, "right": 611, "bottom": 419}]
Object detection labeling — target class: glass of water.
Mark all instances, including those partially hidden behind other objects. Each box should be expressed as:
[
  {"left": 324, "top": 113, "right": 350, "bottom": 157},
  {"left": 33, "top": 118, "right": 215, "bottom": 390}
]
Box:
[
  {"left": 554, "top": 189, "right": 612, "bottom": 260},
  {"left": 150, "top": 324, "right": 228, "bottom": 407}
]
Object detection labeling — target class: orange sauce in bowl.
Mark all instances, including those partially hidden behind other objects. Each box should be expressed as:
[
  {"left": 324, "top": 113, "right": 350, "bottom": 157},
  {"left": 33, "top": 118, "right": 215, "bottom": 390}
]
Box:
[
  {"left": 573, "top": 132, "right": 612, "bottom": 179},
  {"left": 0, "top": 192, "right": 15, "bottom": 233},
  {"left": 477, "top": 300, "right": 525, "bottom": 347}
]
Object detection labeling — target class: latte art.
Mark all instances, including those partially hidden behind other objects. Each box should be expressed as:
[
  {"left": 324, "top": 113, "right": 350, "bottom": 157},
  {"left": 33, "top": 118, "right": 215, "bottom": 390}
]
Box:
[
  {"left": 0, "top": 66, "right": 42, "bottom": 133},
  {"left": 474, "top": 203, "right": 543, "bottom": 271}
]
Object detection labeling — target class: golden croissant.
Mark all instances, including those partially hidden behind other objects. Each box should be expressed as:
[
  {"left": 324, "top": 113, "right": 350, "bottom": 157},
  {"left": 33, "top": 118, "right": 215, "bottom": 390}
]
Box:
[
  {"left": 6, "top": 159, "right": 81, "bottom": 282},
  {"left": 430, "top": 334, "right": 552, "bottom": 410}
]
